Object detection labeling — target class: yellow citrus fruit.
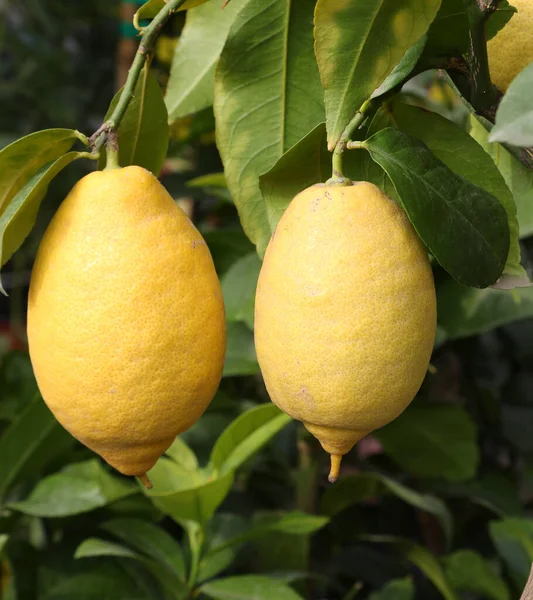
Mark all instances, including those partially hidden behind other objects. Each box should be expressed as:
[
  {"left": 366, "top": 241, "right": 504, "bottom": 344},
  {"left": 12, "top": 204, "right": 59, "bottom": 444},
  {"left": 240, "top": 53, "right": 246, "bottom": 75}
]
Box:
[
  {"left": 255, "top": 183, "right": 436, "bottom": 481},
  {"left": 488, "top": 0, "right": 533, "bottom": 92},
  {"left": 27, "top": 166, "right": 226, "bottom": 484}
]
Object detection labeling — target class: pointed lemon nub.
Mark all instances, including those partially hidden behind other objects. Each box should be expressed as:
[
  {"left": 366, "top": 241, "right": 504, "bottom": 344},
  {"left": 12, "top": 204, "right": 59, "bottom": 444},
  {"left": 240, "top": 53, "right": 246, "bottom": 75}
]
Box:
[
  {"left": 328, "top": 454, "right": 343, "bottom": 483},
  {"left": 138, "top": 473, "right": 153, "bottom": 490}
]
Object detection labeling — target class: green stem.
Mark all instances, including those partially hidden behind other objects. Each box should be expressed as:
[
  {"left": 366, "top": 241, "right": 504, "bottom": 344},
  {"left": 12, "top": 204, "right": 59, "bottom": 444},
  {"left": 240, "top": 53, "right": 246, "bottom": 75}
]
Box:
[
  {"left": 187, "top": 525, "right": 204, "bottom": 589},
  {"left": 329, "top": 99, "right": 374, "bottom": 183},
  {"left": 462, "top": 0, "right": 497, "bottom": 110},
  {"left": 91, "top": 0, "right": 187, "bottom": 149}
]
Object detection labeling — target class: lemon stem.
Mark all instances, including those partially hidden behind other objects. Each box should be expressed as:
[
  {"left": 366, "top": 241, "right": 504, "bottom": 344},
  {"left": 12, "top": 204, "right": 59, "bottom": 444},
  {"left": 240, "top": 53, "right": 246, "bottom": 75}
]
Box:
[
  {"left": 328, "top": 454, "right": 343, "bottom": 483},
  {"left": 330, "top": 99, "right": 374, "bottom": 182},
  {"left": 138, "top": 473, "right": 153, "bottom": 490},
  {"left": 105, "top": 147, "right": 121, "bottom": 170}
]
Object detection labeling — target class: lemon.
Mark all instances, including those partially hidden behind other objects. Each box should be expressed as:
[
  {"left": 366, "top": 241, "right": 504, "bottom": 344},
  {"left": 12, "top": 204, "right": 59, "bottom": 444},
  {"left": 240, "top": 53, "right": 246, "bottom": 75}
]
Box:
[
  {"left": 255, "top": 183, "right": 436, "bottom": 481},
  {"left": 27, "top": 166, "right": 226, "bottom": 484},
  {"left": 488, "top": 0, "right": 533, "bottom": 92}
]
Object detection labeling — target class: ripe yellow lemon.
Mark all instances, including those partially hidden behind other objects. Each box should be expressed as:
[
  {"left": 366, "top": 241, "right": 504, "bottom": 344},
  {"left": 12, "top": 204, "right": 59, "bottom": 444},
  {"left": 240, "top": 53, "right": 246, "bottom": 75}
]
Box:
[
  {"left": 27, "top": 166, "right": 226, "bottom": 485},
  {"left": 255, "top": 183, "right": 436, "bottom": 481},
  {"left": 488, "top": 0, "right": 533, "bottom": 92}
]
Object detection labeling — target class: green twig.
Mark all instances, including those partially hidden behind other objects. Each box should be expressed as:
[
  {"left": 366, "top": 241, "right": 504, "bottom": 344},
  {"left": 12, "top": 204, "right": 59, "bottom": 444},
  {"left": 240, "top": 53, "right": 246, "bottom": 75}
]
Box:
[
  {"left": 187, "top": 525, "right": 204, "bottom": 590},
  {"left": 90, "top": 0, "right": 188, "bottom": 152},
  {"left": 329, "top": 99, "right": 374, "bottom": 183}
]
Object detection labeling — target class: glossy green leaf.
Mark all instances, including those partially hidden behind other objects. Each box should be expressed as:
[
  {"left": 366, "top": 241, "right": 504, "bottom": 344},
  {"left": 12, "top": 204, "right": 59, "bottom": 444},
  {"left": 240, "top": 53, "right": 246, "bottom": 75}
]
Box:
[
  {"left": 0, "top": 394, "right": 74, "bottom": 500},
  {"left": 0, "top": 128, "right": 80, "bottom": 216},
  {"left": 364, "top": 127, "right": 509, "bottom": 288},
  {"left": 371, "top": 36, "right": 427, "bottom": 100},
  {"left": 8, "top": 459, "right": 136, "bottom": 517},
  {"left": 102, "top": 518, "right": 187, "bottom": 583},
  {"left": 489, "top": 518, "right": 533, "bottom": 589},
  {"left": 369, "top": 578, "right": 414, "bottom": 600},
  {"left": 166, "top": 0, "right": 249, "bottom": 121},
  {"left": 145, "top": 457, "right": 234, "bottom": 524},
  {"left": 215, "top": 0, "right": 324, "bottom": 254},
  {"left": 391, "top": 102, "right": 525, "bottom": 287},
  {"left": 75, "top": 538, "right": 139, "bottom": 560},
  {"left": 469, "top": 115, "right": 533, "bottom": 239},
  {"left": 136, "top": 0, "right": 210, "bottom": 20},
  {"left": 443, "top": 549, "right": 510, "bottom": 600},
  {"left": 101, "top": 67, "right": 168, "bottom": 175},
  {"left": 491, "top": 62, "right": 533, "bottom": 147},
  {"left": 260, "top": 123, "right": 330, "bottom": 232},
  {"left": 0, "top": 152, "right": 87, "bottom": 279},
  {"left": 221, "top": 252, "right": 261, "bottom": 329},
  {"left": 223, "top": 321, "right": 260, "bottom": 377},
  {"left": 164, "top": 436, "right": 199, "bottom": 472},
  {"left": 200, "top": 575, "right": 304, "bottom": 600},
  {"left": 375, "top": 405, "right": 479, "bottom": 481},
  {"left": 437, "top": 278, "right": 533, "bottom": 340},
  {"left": 210, "top": 404, "right": 291, "bottom": 475},
  {"left": 321, "top": 472, "right": 453, "bottom": 543},
  {"left": 314, "top": 0, "right": 441, "bottom": 150}
]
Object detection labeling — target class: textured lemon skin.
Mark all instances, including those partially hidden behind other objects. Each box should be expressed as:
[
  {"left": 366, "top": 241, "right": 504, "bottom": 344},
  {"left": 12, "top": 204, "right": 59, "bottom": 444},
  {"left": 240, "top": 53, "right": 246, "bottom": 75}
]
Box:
[
  {"left": 488, "top": 0, "right": 533, "bottom": 92},
  {"left": 27, "top": 166, "right": 226, "bottom": 477},
  {"left": 255, "top": 183, "right": 436, "bottom": 459}
]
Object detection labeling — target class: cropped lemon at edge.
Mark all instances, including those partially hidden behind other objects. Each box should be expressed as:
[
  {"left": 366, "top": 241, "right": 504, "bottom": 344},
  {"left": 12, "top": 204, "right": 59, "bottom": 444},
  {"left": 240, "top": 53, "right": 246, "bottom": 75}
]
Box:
[
  {"left": 254, "top": 182, "right": 437, "bottom": 482},
  {"left": 27, "top": 166, "right": 226, "bottom": 486},
  {"left": 487, "top": 0, "right": 533, "bottom": 92}
]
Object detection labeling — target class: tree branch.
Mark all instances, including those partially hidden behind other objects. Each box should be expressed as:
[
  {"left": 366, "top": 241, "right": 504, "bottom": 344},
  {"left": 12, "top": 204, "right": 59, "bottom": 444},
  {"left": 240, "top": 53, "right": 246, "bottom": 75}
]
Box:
[{"left": 520, "top": 565, "right": 533, "bottom": 600}]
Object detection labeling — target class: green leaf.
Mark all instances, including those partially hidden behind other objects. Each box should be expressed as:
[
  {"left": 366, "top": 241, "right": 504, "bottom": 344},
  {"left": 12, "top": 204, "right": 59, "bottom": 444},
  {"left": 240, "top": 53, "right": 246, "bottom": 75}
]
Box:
[
  {"left": 136, "top": 0, "right": 210, "bottom": 20},
  {"left": 364, "top": 127, "right": 510, "bottom": 288},
  {"left": 366, "top": 537, "right": 458, "bottom": 600},
  {"left": 188, "top": 173, "right": 227, "bottom": 189},
  {"left": 203, "top": 229, "right": 255, "bottom": 276},
  {"left": 391, "top": 102, "right": 525, "bottom": 288},
  {"left": 8, "top": 459, "right": 136, "bottom": 517},
  {"left": 166, "top": 0, "right": 249, "bottom": 121},
  {"left": 101, "top": 67, "right": 168, "bottom": 176},
  {"left": 489, "top": 518, "right": 533, "bottom": 589},
  {"left": 260, "top": 123, "right": 330, "bottom": 232},
  {"left": 223, "top": 321, "right": 260, "bottom": 377},
  {"left": 145, "top": 457, "right": 234, "bottom": 524},
  {"left": 443, "top": 549, "right": 510, "bottom": 600},
  {"left": 0, "top": 534, "right": 8, "bottom": 554},
  {"left": 221, "top": 252, "right": 261, "bottom": 329},
  {"left": 469, "top": 115, "right": 533, "bottom": 239},
  {"left": 0, "top": 394, "right": 74, "bottom": 500},
  {"left": 321, "top": 472, "right": 453, "bottom": 544},
  {"left": 375, "top": 404, "right": 479, "bottom": 481},
  {"left": 214, "top": 0, "right": 324, "bottom": 254},
  {"left": 369, "top": 578, "right": 414, "bottom": 600},
  {"left": 41, "top": 563, "right": 156, "bottom": 600},
  {"left": 0, "top": 152, "right": 86, "bottom": 278},
  {"left": 200, "top": 575, "right": 304, "bottom": 600},
  {"left": 491, "top": 62, "right": 533, "bottom": 147},
  {"left": 371, "top": 36, "right": 428, "bottom": 100},
  {"left": 437, "top": 278, "right": 533, "bottom": 340},
  {"left": 102, "top": 518, "right": 187, "bottom": 583},
  {"left": 210, "top": 404, "right": 291, "bottom": 475},
  {"left": 314, "top": 0, "right": 441, "bottom": 149},
  {"left": 164, "top": 436, "right": 199, "bottom": 472},
  {"left": 75, "top": 538, "right": 139, "bottom": 560},
  {"left": 0, "top": 128, "right": 80, "bottom": 216}
]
